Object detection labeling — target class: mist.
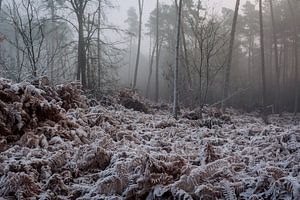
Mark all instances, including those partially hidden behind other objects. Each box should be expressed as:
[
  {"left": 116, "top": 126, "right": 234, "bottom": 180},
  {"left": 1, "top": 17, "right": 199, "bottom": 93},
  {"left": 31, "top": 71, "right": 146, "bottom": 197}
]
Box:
[
  {"left": 0, "top": 0, "right": 299, "bottom": 113},
  {"left": 2, "top": 1, "right": 300, "bottom": 199}
]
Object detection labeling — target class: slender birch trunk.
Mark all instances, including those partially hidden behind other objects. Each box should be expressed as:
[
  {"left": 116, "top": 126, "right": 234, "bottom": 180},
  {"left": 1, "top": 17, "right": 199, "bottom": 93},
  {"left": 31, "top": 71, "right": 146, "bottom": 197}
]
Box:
[
  {"left": 259, "top": 0, "right": 267, "bottom": 107},
  {"left": 97, "top": 0, "right": 101, "bottom": 93},
  {"left": 222, "top": 0, "right": 240, "bottom": 109},
  {"left": 132, "top": 0, "right": 144, "bottom": 89},
  {"left": 155, "top": 0, "right": 159, "bottom": 102},
  {"left": 287, "top": 0, "right": 299, "bottom": 114},
  {"left": 173, "top": 0, "right": 183, "bottom": 119}
]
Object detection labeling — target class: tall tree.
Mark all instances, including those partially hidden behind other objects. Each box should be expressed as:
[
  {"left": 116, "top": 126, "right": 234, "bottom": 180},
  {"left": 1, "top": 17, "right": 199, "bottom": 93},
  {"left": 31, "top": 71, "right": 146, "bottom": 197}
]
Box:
[
  {"left": 46, "top": 0, "right": 56, "bottom": 83},
  {"left": 287, "top": 0, "right": 299, "bottom": 114},
  {"left": 68, "top": 0, "right": 89, "bottom": 87},
  {"left": 155, "top": 0, "right": 159, "bottom": 102},
  {"left": 173, "top": 0, "right": 183, "bottom": 119},
  {"left": 222, "top": 0, "right": 240, "bottom": 109},
  {"left": 259, "top": 0, "right": 267, "bottom": 107},
  {"left": 240, "top": 1, "right": 258, "bottom": 99},
  {"left": 13, "top": 0, "right": 21, "bottom": 82},
  {"left": 97, "top": 0, "right": 101, "bottom": 93},
  {"left": 269, "top": 0, "right": 280, "bottom": 113},
  {"left": 0, "top": 0, "right": 3, "bottom": 69},
  {"left": 146, "top": 39, "right": 157, "bottom": 98},
  {"left": 132, "top": 0, "right": 144, "bottom": 89},
  {"left": 125, "top": 7, "right": 138, "bottom": 87},
  {"left": 125, "top": 7, "right": 139, "bottom": 36}
]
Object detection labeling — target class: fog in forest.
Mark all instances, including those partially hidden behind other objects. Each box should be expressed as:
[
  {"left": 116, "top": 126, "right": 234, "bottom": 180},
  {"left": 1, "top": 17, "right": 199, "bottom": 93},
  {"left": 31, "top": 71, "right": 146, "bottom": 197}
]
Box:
[
  {"left": 0, "top": 0, "right": 299, "bottom": 113},
  {"left": 3, "top": 1, "right": 300, "bottom": 199}
]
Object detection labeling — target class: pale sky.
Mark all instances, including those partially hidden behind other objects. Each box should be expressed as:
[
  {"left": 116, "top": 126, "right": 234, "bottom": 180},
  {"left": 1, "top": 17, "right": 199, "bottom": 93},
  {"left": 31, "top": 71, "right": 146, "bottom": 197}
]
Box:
[{"left": 109, "top": 0, "right": 239, "bottom": 28}]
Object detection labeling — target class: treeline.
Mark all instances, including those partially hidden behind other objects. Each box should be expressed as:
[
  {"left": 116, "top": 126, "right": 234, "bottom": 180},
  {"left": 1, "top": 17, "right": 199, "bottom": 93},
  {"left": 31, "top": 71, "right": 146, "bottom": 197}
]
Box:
[
  {"left": 0, "top": 0, "right": 120, "bottom": 95},
  {"left": 125, "top": 0, "right": 300, "bottom": 113},
  {"left": 0, "top": 0, "right": 300, "bottom": 114}
]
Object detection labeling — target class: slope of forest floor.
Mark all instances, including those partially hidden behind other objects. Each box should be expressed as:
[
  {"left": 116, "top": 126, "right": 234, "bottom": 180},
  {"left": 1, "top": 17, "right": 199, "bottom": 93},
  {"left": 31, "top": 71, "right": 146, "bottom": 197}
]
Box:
[{"left": 0, "top": 78, "right": 300, "bottom": 200}]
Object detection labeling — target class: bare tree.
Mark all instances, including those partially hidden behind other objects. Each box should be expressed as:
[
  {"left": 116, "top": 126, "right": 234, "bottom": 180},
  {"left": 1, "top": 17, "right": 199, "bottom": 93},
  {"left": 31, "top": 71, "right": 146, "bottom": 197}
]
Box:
[
  {"left": 173, "top": 0, "right": 183, "bottom": 119},
  {"left": 187, "top": 9, "right": 228, "bottom": 107},
  {"left": 222, "top": 0, "right": 240, "bottom": 109},
  {"left": 68, "top": 0, "right": 89, "bottom": 87},
  {"left": 8, "top": 0, "right": 45, "bottom": 78},
  {"left": 132, "top": 0, "right": 144, "bottom": 89},
  {"left": 259, "top": 0, "right": 267, "bottom": 107},
  {"left": 13, "top": 0, "right": 21, "bottom": 82},
  {"left": 97, "top": 0, "right": 101, "bottom": 93}
]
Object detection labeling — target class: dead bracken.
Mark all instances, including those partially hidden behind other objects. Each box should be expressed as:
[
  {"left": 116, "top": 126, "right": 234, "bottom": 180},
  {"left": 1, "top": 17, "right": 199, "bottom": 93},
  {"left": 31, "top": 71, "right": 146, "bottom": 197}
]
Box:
[{"left": 0, "top": 79, "right": 300, "bottom": 199}]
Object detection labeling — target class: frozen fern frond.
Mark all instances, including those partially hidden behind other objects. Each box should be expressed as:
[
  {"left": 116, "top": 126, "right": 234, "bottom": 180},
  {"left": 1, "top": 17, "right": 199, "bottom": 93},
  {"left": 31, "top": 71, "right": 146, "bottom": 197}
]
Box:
[
  {"left": 194, "top": 184, "right": 222, "bottom": 199},
  {"left": 174, "top": 159, "right": 229, "bottom": 192},
  {"left": 0, "top": 172, "right": 40, "bottom": 198},
  {"left": 253, "top": 174, "right": 272, "bottom": 194},
  {"left": 150, "top": 173, "right": 173, "bottom": 185},
  {"left": 149, "top": 185, "right": 173, "bottom": 199},
  {"left": 230, "top": 163, "right": 246, "bottom": 173},
  {"left": 171, "top": 188, "right": 194, "bottom": 200},
  {"left": 274, "top": 176, "right": 300, "bottom": 199},
  {"left": 94, "top": 175, "right": 124, "bottom": 195},
  {"left": 43, "top": 173, "right": 68, "bottom": 196},
  {"left": 286, "top": 134, "right": 300, "bottom": 152},
  {"left": 248, "top": 194, "right": 262, "bottom": 200},
  {"left": 77, "top": 147, "right": 111, "bottom": 172},
  {"left": 232, "top": 181, "right": 245, "bottom": 195},
  {"left": 266, "top": 166, "right": 287, "bottom": 180},
  {"left": 204, "top": 159, "right": 229, "bottom": 176},
  {"left": 48, "top": 150, "right": 68, "bottom": 172},
  {"left": 221, "top": 181, "right": 237, "bottom": 200},
  {"left": 203, "top": 143, "right": 221, "bottom": 164}
]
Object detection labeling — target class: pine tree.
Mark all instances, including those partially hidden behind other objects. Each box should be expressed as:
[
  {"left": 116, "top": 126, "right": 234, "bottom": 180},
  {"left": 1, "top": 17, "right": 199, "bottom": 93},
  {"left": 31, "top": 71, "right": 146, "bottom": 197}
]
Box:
[{"left": 222, "top": 0, "right": 240, "bottom": 109}]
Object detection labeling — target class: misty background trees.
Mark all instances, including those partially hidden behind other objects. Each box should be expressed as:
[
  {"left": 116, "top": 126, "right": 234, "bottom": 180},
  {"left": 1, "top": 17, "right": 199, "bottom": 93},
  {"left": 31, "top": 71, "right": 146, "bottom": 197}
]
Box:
[{"left": 0, "top": 0, "right": 300, "bottom": 113}]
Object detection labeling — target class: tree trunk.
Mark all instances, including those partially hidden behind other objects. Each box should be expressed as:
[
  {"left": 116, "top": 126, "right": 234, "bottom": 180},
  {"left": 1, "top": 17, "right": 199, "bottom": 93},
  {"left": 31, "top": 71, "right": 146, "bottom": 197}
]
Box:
[
  {"left": 247, "top": 36, "right": 252, "bottom": 86},
  {"left": 269, "top": 0, "right": 280, "bottom": 113},
  {"left": 288, "top": 0, "right": 299, "bottom": 115},
  {"left": 70, "top": 0, "right": 88, "bottom": 88},
  {"left": 146, "top": 39, "right": 157, "bottom": 98},
  {"left": 13, "top": 0, "right": 21, "bottom": 82},
  {"left": 155, "top": 0, "right": 159, "bottom": 102},
  {"left": 0, "top": 0, "right": 2, "bottom": 68},
  {"left": 173, "top": 0, "right": 183, "bottom": 119},
  {"left": 181, "top": 26, "right": 192, "bottom": 89},
  {"left": 128, "top": 35, "right": 133, "bottom": 87},
  {"left": 259, "top": 0, "right": 267, "bottom": 107},
  {"left": 87, "top": 14, "right": 91, "bottom": 89},
  {"left": 222, "top": 0, "right": 240, "bottom": 109},
  {"left": 132, "top": 0, "right": 143, "bottom": 89},
  {"left": 97, "top": 0, "right": 101, "bottom": 93},
  {"left": 49, "top": 0, "right": 55, "bottom": 83},
  {"left": 78, "top": 16, "right": 87, "bottom": 87}
]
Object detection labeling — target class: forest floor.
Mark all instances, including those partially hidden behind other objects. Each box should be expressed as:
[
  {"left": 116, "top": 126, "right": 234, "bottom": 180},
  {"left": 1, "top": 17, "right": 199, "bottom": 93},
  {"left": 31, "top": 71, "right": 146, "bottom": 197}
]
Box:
[{"left": 0, "top": 78, "right": 300, "bottom": 200}]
